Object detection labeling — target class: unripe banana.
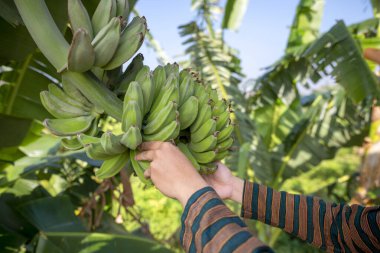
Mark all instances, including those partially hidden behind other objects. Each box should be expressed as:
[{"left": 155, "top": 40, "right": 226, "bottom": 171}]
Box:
[
  {"left": 209, "top": 89, "right": 219, "bottom": 104},
  {"left": 130, "top": 149, "right": 153, "bottom": 185},
  {"left": 216, "top": 137, "right": 234, "bottom": 152},
  {"left": 122, "top": 100, "right": 143, "bottom": 132},
  {"left": 61, "top": 137, "right": 82, "bottom": 150},
  {"left": 142, "top": 120, "right": 180, "bottom": 141},
  {"left": 101, "top": 131, "right": 127, "bottom": 155},
  {"left": 190, "top": 150, "right": 216, "bottom": 164},
  {"left": 191, "top": 118, "right": 217, "bottom": 143},
  {"left": 96, "top": 151, "right": 129, "bottom": 179},
  {"left": 116, "top": 0, "right": 129, "bottom": 20},
  {"left": 214, "top": 150, "right": 228, "bottom": 161},
  {"left": 40, "top": 91, "right": 89, "bottom": 119},
  {"left": 215, "top": 110, "right": 230, "bottom": 130},
  {"left": 179, "top": 96, "right": 199, "bottom": 130},
  {"left": 177, "top": 142, "right": 200, "bottom": 171},
  {"left": 103, "top": 16, "right": 147, "bottom": 70},
  {"left": 217, "top": 124, "right": 234, "bottom": 143},
  {"left": 62, "top": 75, "right": 93, "bottom": 108},
  {"left": 44, "top": 115, "right": 94, "bottom": 136},
  {"left": 152, "top": 65, "right": 166, "bottom": 99},
  {"left": 212, "top": 99, "right": 227, "bottom": 116},
  {"left": 179, "top": 73, "right": 194, "bottom": 106},
  {"left": 120, "top": 126, "right": 142, "bottom": 150},
  {"left": 68, "top": 0, "right": 93, "bottom": 38},
  {"left": 199, "top": 162, "right": 218, "bottom": 174},
  {"left": 190, "top": 103, "right": 212, "bottom": 133},
  {"left": 164, "top": 63, "right": 179, "bottom": 78},
  {"left": 85, "top": 142, "right": 115, "bottom": 160},
  {"left": 92, "top": 0, "right": 116, "bottom": 35},
  {"left": 67, "top": 29, "right": 95, "bottom": 72},
  {"left": 48, "top": 83, "right": 91, "bottom": 111},
  {"left": 92, "top": 17, "right": 121, "bottom": 67},
  {"left": 143, "top": 101, "right": 177, "bottom": 135},
  {"left": 189, "top": 133, "right": 218, "bottom": 153},
  {"left": 116, "top": 53, "right": 144, "bottom": 94},
  {"left": 136, "top": 66, "right": 154, "bottom": 114},
  {"left": 78, "top": 133, "right": 100, "bottom": 145},
  {"left": 86, "top": 116, "right": 100, "bottom": 136},
  {"left": 123, "top": 81, "right": 144, "bottom": 115}
]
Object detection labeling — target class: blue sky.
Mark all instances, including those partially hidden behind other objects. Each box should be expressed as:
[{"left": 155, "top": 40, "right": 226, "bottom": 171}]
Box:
[{"left": 135, "top": 0, "right": 374, "bottom": 80}]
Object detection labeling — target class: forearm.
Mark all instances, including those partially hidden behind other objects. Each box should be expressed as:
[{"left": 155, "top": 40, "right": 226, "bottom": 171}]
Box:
[
  {"left": 241, "top": 181, "right": 380, "bottom": 252},
  {"left": 180, "top": 186, "right": 274, "bottom": 253}
]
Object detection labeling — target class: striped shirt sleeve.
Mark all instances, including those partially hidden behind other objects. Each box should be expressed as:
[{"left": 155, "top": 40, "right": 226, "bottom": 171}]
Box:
[
  {"left": 180, "top": 186, "right": 274, "bottom": 253},
  {"left": 241, "top": 180, "right": 380, "bottom": 252}
]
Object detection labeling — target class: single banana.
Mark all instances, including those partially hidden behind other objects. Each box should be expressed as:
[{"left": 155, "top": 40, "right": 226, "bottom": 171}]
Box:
[
  {"left": 61, "top": 137, "right": 82, "bottom": 150},
  {"left": 191, "top": 117, "right": 217, "bottom": 143},
  {"left": 68, "top": 0, "right": 93, "bottom": 38},
  {"left": 116, "top": 53, "right": 144, "bottom": 94},
  {"left": 101, "top": 131, "right": 127, "bottom": 155},
  {"left": 190, "top": 150, "right": 216, "bottom": 164},
  {"left": 217, "top": 124, "right": 234, "bottom": 143},
  {"left": 179, "top": 96, "right": 199, "bottom": 130},
  {"left": 177, "top": 142, "right": 200, "bottom": 171},
  {"left": 122, "top": 100, "right": 143, "bottom": 131},
  {"left": 48, "top": 83, "right": 91, "bottom": 111},
  {"left": 216, "top": 137, "right": 234, "bottom": 152},
  {"left": 143, "top": 101, "right": 177, "bottom": 135},
  {"left": 189, "top": 133, "right": 218, "bottom": 153},
  {"left": 130, "top": 149, "right": 153, "bottom": 185},
  {"left": 40, "top": 91, "right": 89, "bottom": 119},
  {"left": 212, "top": 99, "right": 227, "bottom": 116},
  {"left": 91, "top": 0, "right": 116, "bottom": 35},
  {"left": 78, "top": 133, "right": 100, "bottom": 145},
  {"left": 85, "top": 142, "right": 114, "bottom": 160},
  {"left": 142, "top": 120, "right": 180, "bottom": 142},
  {"left": 85, "top": 116, "right": 100, "bottom": 136},
  {"left": 135, "top": 66, "right": 154, "bottom": 114},
  {"left": 209, "top": 89, "right": 219, "bottom": 104},
  {"left": 103, "top": 16, "right": 147, "bottom": 70},
  {"left": 91, "top": 17, "right": 121, "bottom": 67},
  {"left": 179, "top": 72, "right": 194, "bottom": 106},
  {"left": 164, "top": 63, "right": 179, "bottom": 78},
  {"left": 190, "top": 103, "right": 212, "bottom": 133},
  {"left": 44, "top": 115, "right": 94, "bottom": 136},
  {"left": 214, "top": 150, "right": 228, "bottom": 161},
  {"left": 61, "top": 75, "right": 93, "bottom": 108},
  {"left": 123, "top": 81, "right": 144, "bottom": 115},
  {"left": 120, "top": 126, "right": 142, "bottom": 150},
  {"left": 96, "top": 151, "right": 129, "bottom": 179},
  {"left": 116, "top": 0, "right": 129, "bottom": 20},
  {"left": 215, "top": 110, "right": 230, "bottom": 130},
  {"left": 152, "top": 65, "right": 166, "bottom": 99},
  {"left": 150, "top": 73, "right": 178, "bottom": 110}
]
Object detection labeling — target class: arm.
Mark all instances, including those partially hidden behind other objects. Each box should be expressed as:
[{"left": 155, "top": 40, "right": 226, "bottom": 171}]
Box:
[
  {"left": 204, "top": 164, "right": 380, "bottom": 252},
  {"left": 136, "top": 142, "right": 274, "bottom": 253}
]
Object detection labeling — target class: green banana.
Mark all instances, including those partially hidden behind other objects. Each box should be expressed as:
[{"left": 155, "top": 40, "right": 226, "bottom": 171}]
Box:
[
  {"left": 40, "top": 91, "right": 89, "bottom": 119},
  {"left": 44, "top": 115, "right": 93, "bottom": 136},
  {"left": 123, "top": 81, "right": 144, "bottom": 115},
  {"left": 214, "top": 150, "right": 228, "bottom": 161},
  {"left": 152, "top": 65, "right": 166, "bottom": 99},
  {"left": 130, "top": 149, "right": 153, "bottom": 185},
  {"left": 179, "top": 72, "right": 194, "bottom": 106},
  {"left": 116, "top": 0, "right": 129, "bottom": 20},
  {"left": 190, "top": 103, "right": 212, "bottom": 133},
  {"left": 177, "top": 142, "right": 200, "bottom": 171},
  {"left": 209, "top": 89, "right": 219, "bottom": 104},
  {"left": 212, "top": 99, "right": 227, "bottom": 116},
  {"left": 216, "top": 137, "right": 234, "bottom": 152},
  {"left": 85, "top": 116, "right": 100, "bottom": 136},
  {"left": 217, "top": 124, "right": 234, "bottom": 143},
  {"left": 78, "top": 133, "right": 100, "bottom": 145},
  {"left": 96, "top": 151, "right": 129, "bottom": 179},
  {"left": 91, "top": 0, "right": 116, "bottom": 35},
  {"left": 91, "top": 17, "right": 121, "bottom": 67},
  {"left": 190, "top": 150, "right": 216, "bottom": 164},
  {"left": 199, "top": 162, "right": 218, "bottom": 175},
  {"left": 191, "top": 117, "right": 217, "bottom": 143},
  {"left": 143, "top": 101, "right": 177, "bottom": 135},
  {"left": 164, "top": 63, "right": 179, "bottom": 78},
  {"left": 189, "top": 133, "right": 218, "bottom": 153},
  {"left": 48, "top": 83, "right": 91, "bottom": 111},
  {"left": 85, "top": 142, "right": 114, "bottom": 160},
  {"left": 215, "top": 110, "right": 230, "bottom": 130},
  {"left": 61, "top": 75, "right": 93, "bottom": 109},
  {"left": 103, "top": 16, "right": 147, "bottom": 70},
  {"left": 135, "top": 66, "right": 154, "bottom": 114},
  {"left": 120, "top": 126, "right": 142, "bottom": 150},
  {"left": 116, "top": 53, "right": 144, "bottom": 93},
  {"left": 67, "top": 29, "right": 95, "bottom": 72},
  {"left": 122, "top": 100, "right": 143, "bottom": 131},
  {"left": 179, "top": 96, "right": 199, "bottom": 130},
  {"left": 101, "top": 131, "right": 127, "bottom": 155},
  {"left": 68, "top": 0, "right": 93, "bottom": 38},
  {"left": 151, "top": 73, "right": 178, "bottom": 108},
  {"left": 142, "top": 120, "right": 180, "bottom": 142},
  {"left": 61, "top": 137, "right": 82, "bottom": 150}
]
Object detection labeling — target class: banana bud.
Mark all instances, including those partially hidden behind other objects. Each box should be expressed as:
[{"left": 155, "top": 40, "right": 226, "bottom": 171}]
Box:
[
  {"left": 67, "top": 29, "right": 95, "bottom": 72},
  {"left": 68, "top": 0, "right": 93, "bottom": 38},
  {"left": 92, "top": 0, "right": 117, "bottom": 35},
  {"left": 92, "top": 17, "right": 121, "bottom": 67}
]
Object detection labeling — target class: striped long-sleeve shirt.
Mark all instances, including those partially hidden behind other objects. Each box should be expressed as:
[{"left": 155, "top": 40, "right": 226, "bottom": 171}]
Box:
[{"left": 180, "top": 181, "right": 380, "bottom": 253}]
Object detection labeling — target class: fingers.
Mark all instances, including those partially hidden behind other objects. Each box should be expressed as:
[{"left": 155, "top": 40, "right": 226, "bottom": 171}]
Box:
[
  {"left": 139, "top": 141, "right": 165, "bottom": 151},
  {"left": 364, "top": 48, "right": 380, "bottom": 64},
  {"left": 144, "top": 168, "right": 151, "bottom": 179},
  {"left": 135, "top": 150, "right": 155, "bottom": 161}
]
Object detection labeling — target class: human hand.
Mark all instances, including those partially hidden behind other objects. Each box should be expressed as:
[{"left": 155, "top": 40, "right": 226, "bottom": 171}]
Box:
[
  {"left": 135, "top": 141, "right": 209, "bottom": 207},
  {"left": 202, "top": 162, "right": 244, "bottom": 203}
]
